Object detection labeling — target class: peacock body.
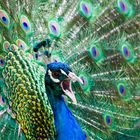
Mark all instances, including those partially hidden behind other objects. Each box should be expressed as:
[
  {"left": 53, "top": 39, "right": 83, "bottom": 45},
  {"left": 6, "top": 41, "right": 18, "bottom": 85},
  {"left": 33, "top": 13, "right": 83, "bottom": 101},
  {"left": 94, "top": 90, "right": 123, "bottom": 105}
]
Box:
[
  {"left": 45, "top": 62, "right": 87, "bottom": 140},
  {"left": 0, "top": 0, "right": 140, "bottom": 140}
]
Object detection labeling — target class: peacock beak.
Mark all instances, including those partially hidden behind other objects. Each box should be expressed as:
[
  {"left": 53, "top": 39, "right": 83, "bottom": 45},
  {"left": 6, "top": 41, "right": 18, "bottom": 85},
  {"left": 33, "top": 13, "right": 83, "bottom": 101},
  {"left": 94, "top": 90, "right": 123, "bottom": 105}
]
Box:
[
  {"left": 60, "top": 71, "right": 83, "bottom": 104},
  {"left": 68, "top": 72, "right": 84, "bottom": 84}
]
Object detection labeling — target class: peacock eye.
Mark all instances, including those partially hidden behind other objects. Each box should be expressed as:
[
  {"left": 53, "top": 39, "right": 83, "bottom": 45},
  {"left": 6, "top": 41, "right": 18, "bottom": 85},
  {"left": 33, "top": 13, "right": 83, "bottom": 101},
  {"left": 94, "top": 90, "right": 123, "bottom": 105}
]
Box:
[
  {"left": 16, "top": 39, "right": 28, "bottom": 51},
  {"left": 0, "top": 10, "right": 10, "bottom": 28},
  {"left": 0, "top": 55, "right": 5, "bottom": 68},
  {"left": 20, "top": 15, "right": 31, "bottom": 34},
  {"left": 52, "top": 72, "right": 60, "bottom": 78}
]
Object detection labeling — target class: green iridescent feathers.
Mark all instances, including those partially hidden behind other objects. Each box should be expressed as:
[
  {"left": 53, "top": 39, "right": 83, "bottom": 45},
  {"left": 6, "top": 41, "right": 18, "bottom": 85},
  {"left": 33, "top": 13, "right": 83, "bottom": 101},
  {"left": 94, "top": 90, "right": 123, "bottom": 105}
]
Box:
[
  {"left": 0, "top": 0, "right": 140, "bottom": 140},
  {"left": 0, "top": 1, "right": 55, "bottom": 139}
]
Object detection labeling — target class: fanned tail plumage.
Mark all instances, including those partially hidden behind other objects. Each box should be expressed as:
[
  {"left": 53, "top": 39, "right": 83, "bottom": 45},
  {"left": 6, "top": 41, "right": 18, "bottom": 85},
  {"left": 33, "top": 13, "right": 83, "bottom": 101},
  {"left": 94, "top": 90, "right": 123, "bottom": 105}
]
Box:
[{"left": 0, "top": 0, "right": 140, "bottom": 140}]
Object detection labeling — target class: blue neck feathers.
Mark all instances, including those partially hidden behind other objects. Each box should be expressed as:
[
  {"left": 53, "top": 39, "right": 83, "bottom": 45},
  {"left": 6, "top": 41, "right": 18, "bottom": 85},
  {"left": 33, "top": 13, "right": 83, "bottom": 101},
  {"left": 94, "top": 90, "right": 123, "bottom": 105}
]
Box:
[{"left": 46, "top": 87, "right": 86, "bottom": 140}]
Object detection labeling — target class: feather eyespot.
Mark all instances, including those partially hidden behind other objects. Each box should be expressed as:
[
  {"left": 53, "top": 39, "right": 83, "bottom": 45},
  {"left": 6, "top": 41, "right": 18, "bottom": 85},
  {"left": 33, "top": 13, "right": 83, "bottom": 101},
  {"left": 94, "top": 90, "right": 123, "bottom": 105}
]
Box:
[
  {"left": 0, "top": 10, "right": 10, "bottom": 28},
  {"left": 3, "top": 41, "right": 10, "bottom": 52},
  {"left": 105, "top": 115, "right": 112, "bottom": 126},
  {"left": 80, "top": 1, "right": 93, "bottom": 19},
  {"left": 79, "top": 74, "right": 91, "bottom": 92},
  {"left": 91, "top": 47, "right": 99, "bottom": 58},
  {"left": 117, "top": 83, "right": 126, "bottom": 96},
  {"left": 116, "top": 82, "right": 132, "bottom": 100},
  {"left": 103, "top": 114, "right": 113, "bottom": 127},
  {"left": 90, "top": 45, "right": 104, "bottom": 63},
  {"left": 0, "top": 55, "right": 5, "bottom": 68},
  {"left": 16, "top": 39, "right": 28, "bottom": 51},
  {"left": 118, "top": 0, "right": 134, "bottom": 17},
  {"left": 119, "top": 1, "right": 127, "bottom": 12},
  {"left": 123, "top": 47, "right": 130, "bottom": 58},
  {"left": 20, "top": 15, "right": 31, "bottom": 34},
  {"left": 9, "top": 44, "right": 18, "bottom": 51},
  {"left": 121, "top": 43, "right": 135, "bottom": 63},
  {"left": 48, "top": 20, "right": 61, "bottom": 38}
]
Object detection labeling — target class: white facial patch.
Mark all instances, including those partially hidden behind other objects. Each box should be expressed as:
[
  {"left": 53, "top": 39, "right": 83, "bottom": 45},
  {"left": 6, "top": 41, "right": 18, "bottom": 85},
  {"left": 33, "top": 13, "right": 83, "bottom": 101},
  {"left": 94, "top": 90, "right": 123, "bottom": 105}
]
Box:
[
  {"left": 48, "top": 69, "right": 60, "bottom": 83},
  {"left": 60, "top": 69, "right": 68, "bottom": 76}
]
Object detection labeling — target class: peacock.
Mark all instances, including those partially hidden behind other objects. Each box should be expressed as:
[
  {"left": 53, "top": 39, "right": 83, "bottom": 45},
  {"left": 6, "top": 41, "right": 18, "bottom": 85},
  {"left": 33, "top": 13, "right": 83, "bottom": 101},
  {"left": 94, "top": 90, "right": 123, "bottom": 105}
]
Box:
[
  {"left": 45, "top": 61, "right": 87, "bottom": 140},
  {"left": 0, "top": 0, "right": 140, "bottom": 140}
]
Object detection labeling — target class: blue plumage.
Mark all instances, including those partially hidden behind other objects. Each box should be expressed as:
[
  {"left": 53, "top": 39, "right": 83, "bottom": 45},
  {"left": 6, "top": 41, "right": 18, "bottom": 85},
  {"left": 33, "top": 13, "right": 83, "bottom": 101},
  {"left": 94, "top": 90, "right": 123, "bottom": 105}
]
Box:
[
  {"left": 47, "top": 62, "right": 72, "bottom": 74},
  {"left": 45, "top": 62, "right": 86, "bottom": 140}
]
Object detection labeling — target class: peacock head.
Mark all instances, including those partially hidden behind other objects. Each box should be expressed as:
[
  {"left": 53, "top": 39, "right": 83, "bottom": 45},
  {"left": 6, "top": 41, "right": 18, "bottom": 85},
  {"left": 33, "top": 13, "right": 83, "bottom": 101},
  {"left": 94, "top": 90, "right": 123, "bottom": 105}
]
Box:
[{"left": 45, "top": 62, "right": 83, "bottom": 104}]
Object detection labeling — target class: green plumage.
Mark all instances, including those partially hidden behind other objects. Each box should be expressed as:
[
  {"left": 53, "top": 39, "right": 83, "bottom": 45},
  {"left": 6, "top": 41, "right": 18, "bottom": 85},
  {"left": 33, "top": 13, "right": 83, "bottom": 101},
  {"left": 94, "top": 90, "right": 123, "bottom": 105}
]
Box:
[
  {"left": 0, "top": 47, "right": 55, "bottom": 139},
  {"left": 0, "top": 0, "right": 140, "bottom": 140}
]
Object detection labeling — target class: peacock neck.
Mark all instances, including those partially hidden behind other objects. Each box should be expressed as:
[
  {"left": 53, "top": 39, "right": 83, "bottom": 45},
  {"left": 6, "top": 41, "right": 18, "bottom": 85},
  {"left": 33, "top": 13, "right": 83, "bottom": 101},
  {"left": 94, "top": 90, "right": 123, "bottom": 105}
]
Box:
[{"left": 46, "top": 86, "right": 86, "bottom": 140}]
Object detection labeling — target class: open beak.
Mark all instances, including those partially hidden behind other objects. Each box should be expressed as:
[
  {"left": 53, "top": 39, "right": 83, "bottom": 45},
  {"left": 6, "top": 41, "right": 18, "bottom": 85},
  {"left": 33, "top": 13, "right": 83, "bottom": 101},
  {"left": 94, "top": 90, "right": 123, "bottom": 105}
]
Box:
[{"left": 60, "top": 71, "right": 83, "bottom": 104}]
